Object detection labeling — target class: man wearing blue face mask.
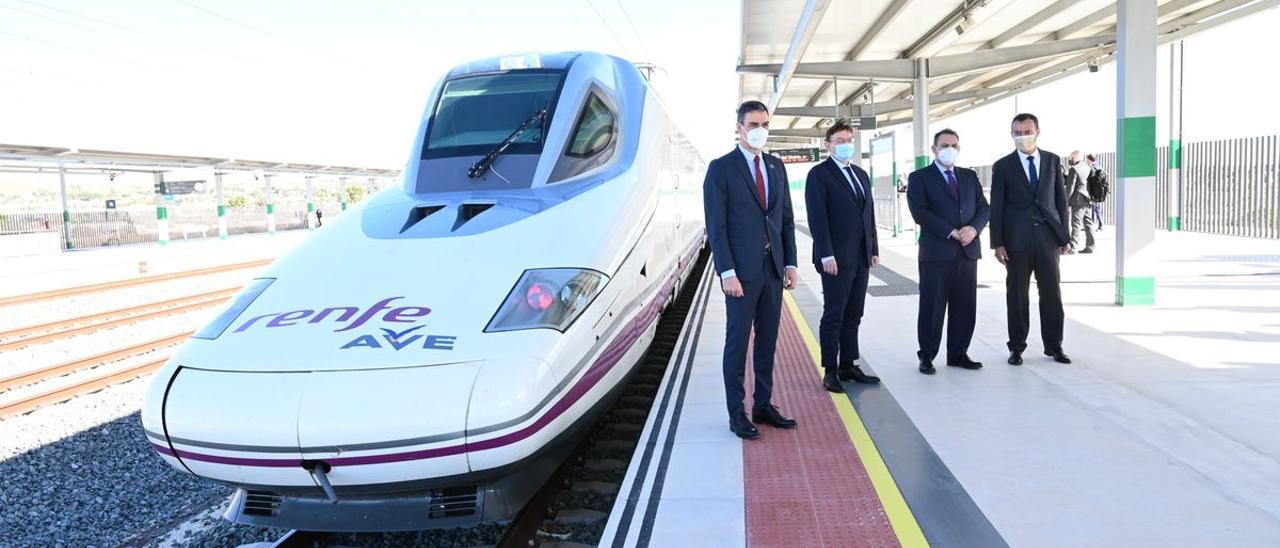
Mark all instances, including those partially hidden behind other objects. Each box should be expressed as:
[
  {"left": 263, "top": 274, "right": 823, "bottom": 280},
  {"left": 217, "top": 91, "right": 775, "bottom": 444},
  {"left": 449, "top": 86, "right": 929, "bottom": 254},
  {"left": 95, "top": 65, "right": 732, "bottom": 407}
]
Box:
[
  {"left": 906, "top": 129, "right": 990, "bottom": 375},
  {"left": 805, "top": 121, "right": 881, "bottom": 393}
]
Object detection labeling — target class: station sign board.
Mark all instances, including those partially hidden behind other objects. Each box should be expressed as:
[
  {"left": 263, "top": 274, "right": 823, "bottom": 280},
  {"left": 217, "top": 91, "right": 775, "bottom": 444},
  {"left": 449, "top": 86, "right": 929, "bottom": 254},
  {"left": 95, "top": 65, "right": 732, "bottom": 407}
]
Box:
[
  {"left": 773, "top": 148, "right": 822, "bottom": 164},
  {"left": 154, "top": 180, "right": 206, "bottom": 195}
]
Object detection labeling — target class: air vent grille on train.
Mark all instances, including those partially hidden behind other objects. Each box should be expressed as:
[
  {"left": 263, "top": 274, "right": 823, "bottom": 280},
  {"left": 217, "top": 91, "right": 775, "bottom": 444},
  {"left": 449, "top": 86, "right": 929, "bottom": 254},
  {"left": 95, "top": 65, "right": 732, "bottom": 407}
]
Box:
[
  {"left": 427, "top": 486, "right": 479, "bottom": 519},
  {"left": 243, "top": 490, "right": 283, "bottom": 517},
  {"left": 401, "top": 204, "right": 445, "bottom": 233},
  {"left": 453, "top": 203, "right": 494, "bottom": 231}
]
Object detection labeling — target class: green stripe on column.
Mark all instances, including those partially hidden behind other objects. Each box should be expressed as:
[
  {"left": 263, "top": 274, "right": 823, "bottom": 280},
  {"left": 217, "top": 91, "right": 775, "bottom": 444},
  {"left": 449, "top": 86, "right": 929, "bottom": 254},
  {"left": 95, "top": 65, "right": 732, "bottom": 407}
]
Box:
[
  {"left": 1167, "top": 216, "right": 1181, "bottom": 231},
  {"left": 1118, "top": 116, "right": 1156, "bottom": 178},
  {"left": 914, "top": 155, "right": 929, "bottom": 169},
  {"left": 266, "top": 203, "right": 275, "bottom": 214},
  {"left": 217, "top": 204, "right": 226, "bottom": 217},
  {"left": 1115, "top": 275, "right": 1155, "bottom": 306},
  {"left": 156, "top": 206, "right": 167, "bottom": 220},
  {"left": 307, "top": 202, "right": 315, "bottom": 213},
  {"left": 1168, "top": 139, "right": 1182, "bottom": 169},
  {"left": 340, "top": 202, "right": 347, "bottom": 211}
]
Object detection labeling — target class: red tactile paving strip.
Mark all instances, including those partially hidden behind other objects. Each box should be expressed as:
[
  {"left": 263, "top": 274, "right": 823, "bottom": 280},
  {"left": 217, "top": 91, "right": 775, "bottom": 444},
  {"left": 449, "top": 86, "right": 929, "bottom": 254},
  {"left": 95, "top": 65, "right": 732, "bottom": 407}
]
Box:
[{"left": 743, "top": 306, "right": 899, "bottom": 548}]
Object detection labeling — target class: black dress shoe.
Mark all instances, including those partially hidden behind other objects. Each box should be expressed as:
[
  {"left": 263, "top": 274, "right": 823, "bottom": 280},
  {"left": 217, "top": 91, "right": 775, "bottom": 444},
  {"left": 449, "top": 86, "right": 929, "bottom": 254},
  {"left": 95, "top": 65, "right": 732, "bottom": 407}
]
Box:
[
  {"left": 1008, "top": 352, "right": 1023, "bottom": 366},
  {"left": 729, "top": 413, "right": 759, "bottom": 439},
  {"left": 1044, "top": 349, "right": 1072, "bottom": 364},
  {"left": 823, "top": 370, "right": 845, "bottom": 393},
  {"left": 946, "top": 355, "right": 984, "bottom": 369},
  {"left": 919, "top": 359, "right": 936, "bottom": 375},
  {"left": 1080, "top": 247, "right": 1094, "bottom": 254},
  {"left": 838, "top": 364, "right": 881, "bottom": 384},
  {"left": 752, "top": 404, "right": 797, "bottom": 429}
]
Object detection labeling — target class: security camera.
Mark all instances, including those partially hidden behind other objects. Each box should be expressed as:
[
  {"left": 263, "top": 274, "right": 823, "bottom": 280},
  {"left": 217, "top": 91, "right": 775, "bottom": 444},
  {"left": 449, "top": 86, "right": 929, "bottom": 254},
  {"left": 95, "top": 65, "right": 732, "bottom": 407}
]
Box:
[{"left": 1087, "top": 57, "right": 1100, "bottom": 73}]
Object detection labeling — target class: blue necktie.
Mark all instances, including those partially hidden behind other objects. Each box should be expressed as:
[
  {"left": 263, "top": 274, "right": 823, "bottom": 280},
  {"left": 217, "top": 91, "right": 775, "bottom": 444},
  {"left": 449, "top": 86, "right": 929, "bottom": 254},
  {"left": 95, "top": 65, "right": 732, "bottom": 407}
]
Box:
[
  {"left": 1027, "top": 155, "right": 1039, "bottom": 193},
  {"left": 1027, "top": 155, "right": 1044, "bottom": 222},
  {"left": 843, "top": 166, "right": 865, "bottom": 208}
]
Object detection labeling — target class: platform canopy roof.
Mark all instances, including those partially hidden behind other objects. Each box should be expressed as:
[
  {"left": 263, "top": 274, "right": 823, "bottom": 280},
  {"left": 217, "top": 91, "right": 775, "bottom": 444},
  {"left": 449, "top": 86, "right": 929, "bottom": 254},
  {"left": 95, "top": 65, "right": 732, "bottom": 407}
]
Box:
[
  {"left": 0, "top": 143, "right": 400, "bottom": 177},
  {"left": 738, "top": 0, "right": 1275, "bottom": 146}
]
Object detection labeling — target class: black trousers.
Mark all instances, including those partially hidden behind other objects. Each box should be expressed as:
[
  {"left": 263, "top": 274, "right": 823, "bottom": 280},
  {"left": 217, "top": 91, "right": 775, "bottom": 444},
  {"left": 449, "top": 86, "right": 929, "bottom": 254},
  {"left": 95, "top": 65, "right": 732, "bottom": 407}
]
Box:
[
  {"left": 817, "top": 260, "right": 869, "bottom": 371},
  {"left": 916, "top": 257, "right": 978, "bottom": 360},
  {"left": 1005, "top": 224, "right": 1065, "bottom": 353},
  {"left": 722, "top": 255, "right": 783, "bottom": 418}
]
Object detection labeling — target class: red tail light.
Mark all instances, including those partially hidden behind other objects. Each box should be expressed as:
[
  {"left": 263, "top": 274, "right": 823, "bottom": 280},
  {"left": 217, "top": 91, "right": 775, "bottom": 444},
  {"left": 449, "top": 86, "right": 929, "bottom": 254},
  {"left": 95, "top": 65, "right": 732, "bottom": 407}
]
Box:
[{"left": 525, "top": 282, "right": 555, "bottom": 310}]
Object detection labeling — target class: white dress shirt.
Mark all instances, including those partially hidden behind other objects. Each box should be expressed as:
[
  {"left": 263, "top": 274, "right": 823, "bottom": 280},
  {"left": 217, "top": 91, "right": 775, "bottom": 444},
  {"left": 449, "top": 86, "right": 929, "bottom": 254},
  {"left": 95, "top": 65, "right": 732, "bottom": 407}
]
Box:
[
  {"left": 819, "top": 157, "right": 867, "bottom": 266},
  {"left": 720, "top": 146, "right": 797, "bottom": 281},
  {"left": 1016, "top": 148, "right": 1042, "bottom": 184}
]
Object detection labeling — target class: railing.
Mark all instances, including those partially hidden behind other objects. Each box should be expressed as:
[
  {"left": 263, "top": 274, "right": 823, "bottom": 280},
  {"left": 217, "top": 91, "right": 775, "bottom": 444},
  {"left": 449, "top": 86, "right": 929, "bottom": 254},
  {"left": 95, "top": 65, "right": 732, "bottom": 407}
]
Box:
[{"left": 970, "top": 134, "right": 1280, "bottom": 240}]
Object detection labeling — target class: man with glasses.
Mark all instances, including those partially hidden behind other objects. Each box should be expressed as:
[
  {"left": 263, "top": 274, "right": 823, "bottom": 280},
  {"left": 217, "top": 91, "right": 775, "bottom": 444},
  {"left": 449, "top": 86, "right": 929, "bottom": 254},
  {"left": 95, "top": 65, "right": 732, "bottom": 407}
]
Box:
[
  {"left": 805, "top": 122, "right": 881, "bottom": 393},
  {"left": 990, "top": 113, "right": 1072, "bottom": 366}
]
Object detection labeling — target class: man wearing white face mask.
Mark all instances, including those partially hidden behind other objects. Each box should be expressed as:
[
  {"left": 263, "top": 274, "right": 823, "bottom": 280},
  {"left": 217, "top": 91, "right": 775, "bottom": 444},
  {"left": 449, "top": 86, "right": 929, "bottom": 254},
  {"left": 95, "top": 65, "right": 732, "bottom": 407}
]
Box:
[
  {"left": 905, "top": 129, "right": 990, "bottom": 375},
  {"left": 990, "top": 113, "right": 1072, "bottom": 366},
  {"left": 703, "top": 100, "right": 800, "bottom": 439},
  {"left": 804, "top": 121, "right": 880, "bottom": 393}
]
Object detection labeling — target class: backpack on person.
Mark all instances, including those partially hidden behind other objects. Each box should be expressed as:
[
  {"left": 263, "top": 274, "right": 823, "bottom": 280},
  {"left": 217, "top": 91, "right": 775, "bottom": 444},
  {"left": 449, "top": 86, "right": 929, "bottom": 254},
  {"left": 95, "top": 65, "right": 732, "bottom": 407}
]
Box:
[{"left": 1087, "top": 168, "right": 1110, "bottom": 202}]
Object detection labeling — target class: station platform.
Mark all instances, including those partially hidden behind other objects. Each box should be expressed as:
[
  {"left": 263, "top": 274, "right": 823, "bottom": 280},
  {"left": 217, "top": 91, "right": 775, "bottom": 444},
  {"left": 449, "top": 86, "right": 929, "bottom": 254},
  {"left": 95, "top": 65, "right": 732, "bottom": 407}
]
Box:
[{"left": 603, "top": 225, "right": 1280, "bottom": 548}]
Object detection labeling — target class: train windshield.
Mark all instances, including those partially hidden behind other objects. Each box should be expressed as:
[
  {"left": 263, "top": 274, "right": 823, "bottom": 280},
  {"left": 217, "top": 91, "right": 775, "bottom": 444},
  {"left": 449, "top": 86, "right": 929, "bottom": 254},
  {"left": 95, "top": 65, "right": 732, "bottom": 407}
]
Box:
[{"left": 422, "top": 70, "right": 566, "bottom": 159}]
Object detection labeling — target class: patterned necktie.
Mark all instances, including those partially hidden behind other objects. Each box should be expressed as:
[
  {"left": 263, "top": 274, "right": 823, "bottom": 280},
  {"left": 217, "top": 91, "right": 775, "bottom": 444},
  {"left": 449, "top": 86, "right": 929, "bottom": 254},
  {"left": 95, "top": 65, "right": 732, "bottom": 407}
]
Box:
[
  {"left": 944, "top": 169, "right": 959, "bottom": 200},
  {"left": 1026, "top": 155, "right": 1039, "bottom": 193},
  {"left": 843, "top": 166, "right": 865, "bottom": 209}
]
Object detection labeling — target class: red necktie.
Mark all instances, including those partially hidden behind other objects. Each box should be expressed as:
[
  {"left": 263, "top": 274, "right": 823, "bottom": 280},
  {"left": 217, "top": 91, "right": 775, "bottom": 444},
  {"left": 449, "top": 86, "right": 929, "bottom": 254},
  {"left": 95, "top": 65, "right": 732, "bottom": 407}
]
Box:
[
  {"left": 753, "top": 155, "right": 767, "bottom": 208},
  {"left": 754, "top": 155, "right": 770, "bottom": 249}
]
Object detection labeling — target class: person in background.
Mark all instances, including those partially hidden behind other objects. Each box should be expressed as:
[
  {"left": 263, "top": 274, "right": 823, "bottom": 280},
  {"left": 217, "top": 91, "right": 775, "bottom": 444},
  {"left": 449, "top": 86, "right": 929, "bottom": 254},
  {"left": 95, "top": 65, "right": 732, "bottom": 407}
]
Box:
[
  {"left": 1086, "top": 154, "right": 1109, "bottom": 231},
  {"left": 805, "top": 121, "right": 882, "bottom": 393},
  {"left": 905, "top": 129, "right": 990, "bottom": 375},
  {"left": 1065, "top": 151, "right": 1095, "bottom": 254}
]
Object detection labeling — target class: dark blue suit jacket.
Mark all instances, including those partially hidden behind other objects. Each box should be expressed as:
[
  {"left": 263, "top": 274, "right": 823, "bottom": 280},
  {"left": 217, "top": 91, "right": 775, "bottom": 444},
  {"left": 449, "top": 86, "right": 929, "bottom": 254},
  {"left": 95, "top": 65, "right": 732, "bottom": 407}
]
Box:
[
  {"left": 990, "top": 150, "right": 1070, "bottom": 250},
  {"left": 702, "top": 148, "right": 797, "bottom": 282},
  {"left": 906, "top": 164, "right": 991, "bottom": 262},
  {"left": 804, "top": 159, "right": 877, "bottom": 269}
]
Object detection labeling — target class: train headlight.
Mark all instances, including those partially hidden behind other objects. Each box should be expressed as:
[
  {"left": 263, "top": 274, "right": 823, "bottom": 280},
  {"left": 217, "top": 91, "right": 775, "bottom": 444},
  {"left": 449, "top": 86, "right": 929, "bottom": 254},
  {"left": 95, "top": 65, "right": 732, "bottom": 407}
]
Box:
[
  {"left": 486, "top": 269, "right": 608, "bottom": 332},
  {"left": 193, "top": 278, "right": 275, "bottom": 340}
]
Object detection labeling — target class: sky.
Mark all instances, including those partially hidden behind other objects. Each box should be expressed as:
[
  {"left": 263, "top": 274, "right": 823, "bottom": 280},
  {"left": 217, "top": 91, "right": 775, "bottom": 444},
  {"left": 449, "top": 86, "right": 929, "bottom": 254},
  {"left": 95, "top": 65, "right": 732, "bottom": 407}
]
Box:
[
  {"left": 0, "top": 0, "right": 741, "bottom": 169},
  {"left": 1, "top": 0, "right": 1277, "bottom": 175}
]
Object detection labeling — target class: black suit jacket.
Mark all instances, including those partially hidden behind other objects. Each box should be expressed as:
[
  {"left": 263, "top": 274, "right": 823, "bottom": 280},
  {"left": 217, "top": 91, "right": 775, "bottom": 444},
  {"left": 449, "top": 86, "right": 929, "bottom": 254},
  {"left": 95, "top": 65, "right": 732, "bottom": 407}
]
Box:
[
  {"left": 702, "top": 148, "right": 797, "bottom": 282},
  {"left": 906, "top": 164, "right": 990, "bottom": 262},
  {"left": 990, "top": 150, "right": 1070, "bottom": 250},
  {"left": 804, "top": 159, "right": 878, "bottom": 270}
]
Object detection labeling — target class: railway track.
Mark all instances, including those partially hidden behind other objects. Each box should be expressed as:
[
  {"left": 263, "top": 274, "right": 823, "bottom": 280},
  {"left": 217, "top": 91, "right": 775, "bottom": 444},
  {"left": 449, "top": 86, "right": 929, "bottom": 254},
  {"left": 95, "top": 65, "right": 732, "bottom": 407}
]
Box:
[
  {"left": 0, "top": 258, "right": 270, "bottom": 307},
  {"left": 0, "top": 288, "right": 236, "bottom": 351},
  {"left": 0, "top": 332, "right": 188, "bottom": 419}
]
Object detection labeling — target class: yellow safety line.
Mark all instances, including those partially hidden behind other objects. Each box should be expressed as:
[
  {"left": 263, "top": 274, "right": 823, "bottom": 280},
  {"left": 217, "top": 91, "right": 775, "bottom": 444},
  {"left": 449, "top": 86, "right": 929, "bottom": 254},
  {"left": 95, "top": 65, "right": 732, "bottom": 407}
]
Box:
[{"left": 783, "top": 291, "right": 930, "bottom": 548}]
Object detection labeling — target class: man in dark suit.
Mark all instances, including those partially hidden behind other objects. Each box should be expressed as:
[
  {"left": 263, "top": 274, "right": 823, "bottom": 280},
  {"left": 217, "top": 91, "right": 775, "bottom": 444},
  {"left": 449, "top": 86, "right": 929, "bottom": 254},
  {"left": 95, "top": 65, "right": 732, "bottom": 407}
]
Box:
[
  {"left": 990, "top": 113, "right": 1072, "bottom": 366},
  {"left": 906, "top": 129, "right": 990, "bottom": 375},
  {"left": 703, "top": 100, "right": 799, "bottom": 439},
  {"left": 804, "top": 121, "right": 881, "bottom": 393}
]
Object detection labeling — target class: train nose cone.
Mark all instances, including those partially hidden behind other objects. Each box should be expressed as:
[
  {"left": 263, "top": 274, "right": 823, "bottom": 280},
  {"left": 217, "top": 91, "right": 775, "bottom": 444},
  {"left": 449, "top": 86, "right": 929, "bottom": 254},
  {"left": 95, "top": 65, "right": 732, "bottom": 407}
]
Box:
[{"left": 152, "top": 361, "right": 482, "bottom": 488}]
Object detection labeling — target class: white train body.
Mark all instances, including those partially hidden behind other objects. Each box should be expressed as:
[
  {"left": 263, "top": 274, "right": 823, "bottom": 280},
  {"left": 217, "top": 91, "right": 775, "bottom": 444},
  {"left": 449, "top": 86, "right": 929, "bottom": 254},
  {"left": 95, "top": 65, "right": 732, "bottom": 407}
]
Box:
[{"left": 140, "top": 52, "right": 706, "bottom": 531}]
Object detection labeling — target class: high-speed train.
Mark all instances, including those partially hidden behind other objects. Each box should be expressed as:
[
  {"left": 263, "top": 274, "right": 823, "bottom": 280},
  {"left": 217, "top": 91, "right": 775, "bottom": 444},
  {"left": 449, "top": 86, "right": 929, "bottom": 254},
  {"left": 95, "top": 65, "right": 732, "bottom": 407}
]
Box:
[{"left": 140, "top": 52, "right": 706, "bottom": 532}]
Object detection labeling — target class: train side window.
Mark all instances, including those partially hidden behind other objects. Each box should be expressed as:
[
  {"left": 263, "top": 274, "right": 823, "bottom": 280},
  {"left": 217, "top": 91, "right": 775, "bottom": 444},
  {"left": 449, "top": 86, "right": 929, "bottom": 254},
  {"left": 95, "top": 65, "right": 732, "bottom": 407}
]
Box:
[{"left": 566, "top": 93, "right": 615, "bottom": 158}]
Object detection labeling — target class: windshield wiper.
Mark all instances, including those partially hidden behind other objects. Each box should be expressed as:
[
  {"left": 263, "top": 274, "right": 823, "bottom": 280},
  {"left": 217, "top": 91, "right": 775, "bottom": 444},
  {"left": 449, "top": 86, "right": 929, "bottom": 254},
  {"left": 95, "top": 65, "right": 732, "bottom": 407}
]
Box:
[{"left": 468, "top": 109, "right": 547, "bottom": 180}]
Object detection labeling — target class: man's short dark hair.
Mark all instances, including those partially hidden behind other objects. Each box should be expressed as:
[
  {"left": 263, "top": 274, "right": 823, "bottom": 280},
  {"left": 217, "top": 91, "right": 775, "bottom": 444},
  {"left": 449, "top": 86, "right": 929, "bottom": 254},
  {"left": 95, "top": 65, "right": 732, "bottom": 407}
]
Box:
[
  {"left": 1012, "top": 112, "right": 1040, "bottom": 129},
  {"left": 1086, "top": 153, "right": 1097, "bottom": 162},
  {"left": 933, "top": 128, "right": 959, "bottom": 146},
  {"left": 737, "top": 100, "right": 768, "bottom": 124},
  {"left": 825, "top": 121, "right": 854, "bottom": 141}
]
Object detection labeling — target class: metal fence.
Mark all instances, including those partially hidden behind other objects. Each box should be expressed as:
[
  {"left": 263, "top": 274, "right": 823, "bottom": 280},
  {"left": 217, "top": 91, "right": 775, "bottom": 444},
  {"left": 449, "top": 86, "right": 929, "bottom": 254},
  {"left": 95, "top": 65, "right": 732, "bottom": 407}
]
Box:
[{"left": 967, "top": 134, "right": 1280, "bottom": 240}]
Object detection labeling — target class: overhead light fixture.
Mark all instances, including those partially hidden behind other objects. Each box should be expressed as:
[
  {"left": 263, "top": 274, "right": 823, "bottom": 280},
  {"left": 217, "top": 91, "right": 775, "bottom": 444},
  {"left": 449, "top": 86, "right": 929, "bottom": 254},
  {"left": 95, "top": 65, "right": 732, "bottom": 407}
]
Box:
[{"left": 955, "top": 14, "right": 975, "bottom": 36}]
